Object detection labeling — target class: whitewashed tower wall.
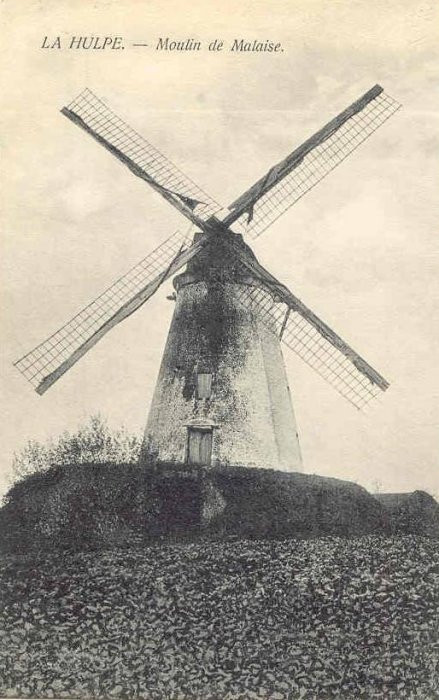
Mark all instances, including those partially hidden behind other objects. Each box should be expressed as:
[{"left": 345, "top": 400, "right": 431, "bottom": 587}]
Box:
[{"left": 141, "top": 233, "right": 302, "bottom": 473}]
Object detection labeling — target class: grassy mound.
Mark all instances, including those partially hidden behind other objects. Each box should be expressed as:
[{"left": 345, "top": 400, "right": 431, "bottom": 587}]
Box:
[
  {"left": 0, "top": 463, "right": 389, "bottom": 553},
  {"left": 375, "top": 491, "right": 439, "bottom": 537},
  {"left": 0, "top": 464, "right": 159, "bottom": 553},
  {"left": 0, "top": 536, "right": 438, "bottom": 699}
]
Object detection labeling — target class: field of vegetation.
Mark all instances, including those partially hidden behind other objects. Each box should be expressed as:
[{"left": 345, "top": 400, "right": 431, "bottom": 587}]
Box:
[{"left": 0, "top": 535, "right": 438, "bottom": 699}]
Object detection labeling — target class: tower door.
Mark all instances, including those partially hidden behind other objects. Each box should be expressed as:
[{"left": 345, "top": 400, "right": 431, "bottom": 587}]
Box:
[{"left": 187, "top": 428, "right": 212, "bottom": 466}]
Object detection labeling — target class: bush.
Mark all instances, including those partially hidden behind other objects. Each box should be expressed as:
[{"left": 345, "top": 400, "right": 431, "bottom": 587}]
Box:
[
  {"left": 375, "top": 491, "right": 439, "bottom": 536},
  {"left": 0, "top": 463, "right": 160, "bottom": 553},
  {"left": 0, "top": 463, "right": 389, "bottom": 554},
  {"left": 1, "top": 459, "right": 437, "bottom": 555},
  {"left": 10, "top": 415, "right": 141, "bottom": 482}
]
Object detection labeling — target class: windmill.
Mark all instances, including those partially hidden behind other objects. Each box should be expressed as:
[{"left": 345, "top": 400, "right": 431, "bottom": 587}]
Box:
[{"left": 14, "top": 85, "right": 400, "bottom": 473}]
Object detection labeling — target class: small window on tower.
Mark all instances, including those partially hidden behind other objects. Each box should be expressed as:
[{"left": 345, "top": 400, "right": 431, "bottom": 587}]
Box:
[{"left": 196, "top": 373, "right": 212, "bottom": 399}]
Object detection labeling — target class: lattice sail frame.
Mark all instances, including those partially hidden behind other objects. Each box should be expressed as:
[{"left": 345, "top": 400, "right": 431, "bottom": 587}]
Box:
[
  {"left": 224, "top": 87, "right": 401, "bottom": 239},
  {"left": 15, "top": 84, "right": 398, "bottom": 401},
  {"left": 62, "top": 88, "right": 222, "bottom": 226},
  {"left": 227, "top": 234, "right": 389, "bottom": 410},
  {"left": 234, "top": 282, "right": 387, "bottom": 410},
  {"left": 14, "top": 229, "right": 202, "bottom": 394}
]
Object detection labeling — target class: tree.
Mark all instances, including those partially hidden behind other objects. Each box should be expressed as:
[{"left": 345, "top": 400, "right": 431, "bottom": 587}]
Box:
[{"left": 11, "top": 415, "right": 141, "bottom": 482}]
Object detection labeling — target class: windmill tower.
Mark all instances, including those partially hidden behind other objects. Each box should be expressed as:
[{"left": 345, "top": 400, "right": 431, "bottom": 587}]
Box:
[
  {"left": 143, "top": 230, "right": 302, "bottom": 471},
  {"left": 14, "top": 85, "right": 400, "bottom": 475}
]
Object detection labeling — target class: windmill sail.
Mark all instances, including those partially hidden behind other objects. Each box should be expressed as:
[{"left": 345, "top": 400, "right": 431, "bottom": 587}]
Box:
[
  {"left": 62, "top": 88, "right": 221, "bottom": 229},
  {"left": 231, "top": 241, "right": 389, "bottom": 409},
  {"left": 14, "top": 231, "right": 207, "bottom": 395},
  {"left": 223, "top": 85, "right": 400, "bottom": 239},
  {"left": 15, "top": 85, "right": 397, "bottom": 412}
]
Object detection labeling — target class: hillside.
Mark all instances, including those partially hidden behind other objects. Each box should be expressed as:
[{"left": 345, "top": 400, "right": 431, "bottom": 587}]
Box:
[
  {"left": 375, "top": 491, "right": 439, "bottom": 537},
  {"left": 0, "top": 536, "right": 438, "bottom": 699},
  {"left": 2, "top": 463, "right": 439, "bottom": 556},
  {"left": 0, "top": 463, "right": 389, "bottom": 553}
]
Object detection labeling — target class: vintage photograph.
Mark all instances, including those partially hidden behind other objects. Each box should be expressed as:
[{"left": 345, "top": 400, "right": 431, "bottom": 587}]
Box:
[{"left": 1, "top": 1, "right": 438, "bottom": 698}]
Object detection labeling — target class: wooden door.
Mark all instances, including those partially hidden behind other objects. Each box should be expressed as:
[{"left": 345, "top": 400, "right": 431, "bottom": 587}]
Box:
[{"left": 187, "top": 428, "right": 212, "bottom": 465}]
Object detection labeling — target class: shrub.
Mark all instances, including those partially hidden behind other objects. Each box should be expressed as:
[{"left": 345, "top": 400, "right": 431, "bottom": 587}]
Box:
[{"left": 10, "top": 415, "right": 141, "bottom": 482}]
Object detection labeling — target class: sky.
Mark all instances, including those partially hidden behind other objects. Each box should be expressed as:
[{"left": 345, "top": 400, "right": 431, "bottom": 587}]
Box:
[{"left": 1, "top": 0, "right": 438, "bottom": 499}]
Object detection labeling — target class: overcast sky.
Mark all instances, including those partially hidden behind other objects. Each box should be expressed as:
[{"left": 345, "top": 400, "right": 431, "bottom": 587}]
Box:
[{"left": 1, "top": 0, "right": 438, "bottom": 498}]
